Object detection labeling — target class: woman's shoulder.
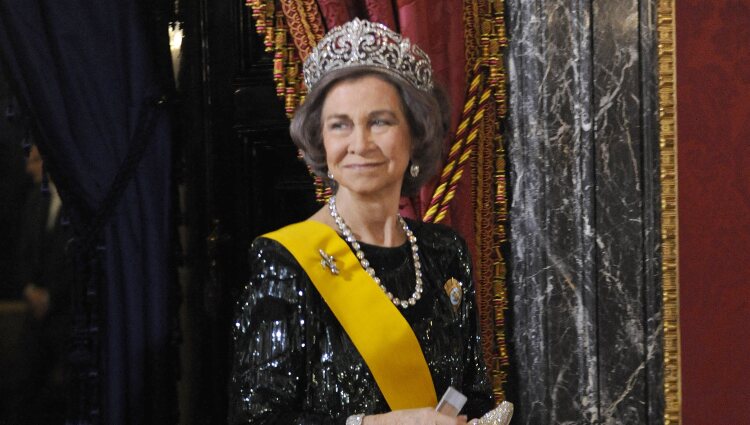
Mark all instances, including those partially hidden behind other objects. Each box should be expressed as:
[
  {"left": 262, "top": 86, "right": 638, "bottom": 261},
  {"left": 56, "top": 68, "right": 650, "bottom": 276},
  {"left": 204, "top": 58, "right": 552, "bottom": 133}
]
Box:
[
  {"left": 248, "top": 220, "right": 331, "bottom": 277},
  {"left": 404, "top": 219, "right": 468, "bottom": 254},
  {"left": 405, "top": 220, "right": 475, "bottom": 288},
  {"left": 250, "top": 234, "right": 293, "bottom": 257},
  {"left": 249, "top": 234, "right": 302, "bottom": 280},
  {"left": 241, "top": 234, "right": 308, "bottom": 306}
]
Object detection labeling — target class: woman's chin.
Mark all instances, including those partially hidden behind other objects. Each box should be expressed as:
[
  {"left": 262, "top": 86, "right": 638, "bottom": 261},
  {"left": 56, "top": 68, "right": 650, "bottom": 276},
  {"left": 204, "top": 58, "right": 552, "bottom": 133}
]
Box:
[{"left": 336, "top": 181, "right": 401, "bottom": 199}]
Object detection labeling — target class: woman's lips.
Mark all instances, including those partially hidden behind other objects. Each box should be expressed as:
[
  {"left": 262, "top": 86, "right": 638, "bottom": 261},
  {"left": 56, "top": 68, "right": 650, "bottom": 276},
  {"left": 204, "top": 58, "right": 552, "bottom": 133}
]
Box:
[{"left": 343, "top": 162, "right": 385, "bottom": 169}]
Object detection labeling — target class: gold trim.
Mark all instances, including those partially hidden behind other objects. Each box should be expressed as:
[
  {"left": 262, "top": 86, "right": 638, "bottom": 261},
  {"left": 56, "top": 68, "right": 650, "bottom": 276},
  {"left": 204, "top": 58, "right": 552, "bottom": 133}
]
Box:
[{"left": 657, "top": 0, "right": 681, "bottom": 423}]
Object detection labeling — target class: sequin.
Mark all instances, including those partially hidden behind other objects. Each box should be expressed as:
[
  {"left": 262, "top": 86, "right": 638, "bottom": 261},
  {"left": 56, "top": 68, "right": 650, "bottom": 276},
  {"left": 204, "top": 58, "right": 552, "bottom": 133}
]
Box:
[{"left": 229, "top": 220, "right": 494, "bottom": 423}]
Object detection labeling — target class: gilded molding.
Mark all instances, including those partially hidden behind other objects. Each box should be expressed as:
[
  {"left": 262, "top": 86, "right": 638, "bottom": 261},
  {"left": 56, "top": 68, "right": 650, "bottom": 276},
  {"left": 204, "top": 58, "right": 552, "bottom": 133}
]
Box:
[{"left": 657, "top": 0, "right": 681, "bottom": 423}]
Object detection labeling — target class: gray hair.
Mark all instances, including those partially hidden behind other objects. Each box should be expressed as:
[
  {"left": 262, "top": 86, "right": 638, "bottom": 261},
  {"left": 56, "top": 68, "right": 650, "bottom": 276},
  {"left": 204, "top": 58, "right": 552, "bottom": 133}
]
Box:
[{"left": 290, "top": 67, "right": 450, "bottom": 195}]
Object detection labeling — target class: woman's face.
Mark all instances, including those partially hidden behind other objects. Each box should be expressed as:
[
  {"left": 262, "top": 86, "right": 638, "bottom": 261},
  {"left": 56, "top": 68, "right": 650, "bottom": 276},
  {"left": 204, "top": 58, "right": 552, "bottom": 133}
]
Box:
[{"left": 321, "top": 75, "right": 412, "bottom": 199}]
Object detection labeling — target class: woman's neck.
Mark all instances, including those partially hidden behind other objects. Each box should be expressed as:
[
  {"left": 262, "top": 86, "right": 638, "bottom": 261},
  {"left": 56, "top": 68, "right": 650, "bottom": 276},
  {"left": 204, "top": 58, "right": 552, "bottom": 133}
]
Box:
[{"left": 314, "top": 190, "right": 406, "bottom": 247}]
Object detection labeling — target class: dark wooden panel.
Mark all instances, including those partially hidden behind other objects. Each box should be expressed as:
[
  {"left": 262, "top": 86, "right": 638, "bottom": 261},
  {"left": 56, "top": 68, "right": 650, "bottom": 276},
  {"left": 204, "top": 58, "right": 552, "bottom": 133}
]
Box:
[{"left": 175, "top": 1, "right": 319, "bottom": 423}]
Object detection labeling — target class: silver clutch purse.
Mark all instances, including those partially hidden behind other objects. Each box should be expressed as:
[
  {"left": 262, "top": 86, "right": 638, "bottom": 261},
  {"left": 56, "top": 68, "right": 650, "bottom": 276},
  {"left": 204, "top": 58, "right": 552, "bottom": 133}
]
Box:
[{"left": 475, "top": 401, "right": 514, "bottom": 425}]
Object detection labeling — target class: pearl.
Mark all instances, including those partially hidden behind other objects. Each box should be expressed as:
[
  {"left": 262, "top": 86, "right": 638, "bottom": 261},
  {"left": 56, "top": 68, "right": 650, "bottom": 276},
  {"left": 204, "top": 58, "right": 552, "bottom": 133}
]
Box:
[{"left": 328, "top": 196, "right": 423, "bottom": 309}]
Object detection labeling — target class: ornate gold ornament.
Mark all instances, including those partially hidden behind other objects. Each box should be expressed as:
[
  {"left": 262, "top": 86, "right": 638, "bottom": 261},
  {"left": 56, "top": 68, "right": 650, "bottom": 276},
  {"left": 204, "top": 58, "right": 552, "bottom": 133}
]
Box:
[{"left": 443, "top": 278, "right": 463, "bottom": 313}]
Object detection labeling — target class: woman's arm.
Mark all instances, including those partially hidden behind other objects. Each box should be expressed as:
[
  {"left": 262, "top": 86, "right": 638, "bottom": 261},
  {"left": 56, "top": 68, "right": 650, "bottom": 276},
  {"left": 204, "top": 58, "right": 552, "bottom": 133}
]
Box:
[
  {"left": 455, "top": 237, "right": 496, "bottom": 418},
  {"left": 229, "top": 238, "right": 334, "bottom": 425}
]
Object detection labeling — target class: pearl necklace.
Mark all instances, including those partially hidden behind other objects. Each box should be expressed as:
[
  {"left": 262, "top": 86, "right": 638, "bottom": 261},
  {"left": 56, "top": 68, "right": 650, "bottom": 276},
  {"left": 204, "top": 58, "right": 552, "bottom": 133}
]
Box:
[{"left": 328, "top": 196, "right": 423, "bottom": 309}]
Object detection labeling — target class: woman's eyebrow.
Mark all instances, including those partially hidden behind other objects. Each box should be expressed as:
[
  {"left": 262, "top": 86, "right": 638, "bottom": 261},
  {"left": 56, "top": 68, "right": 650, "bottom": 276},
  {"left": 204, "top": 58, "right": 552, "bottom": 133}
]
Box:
[
  {"left": 323, "top": 113, "right": 351, "bottom": 121},
  {"left": 368, "top": 110, "right": 399, "bottom": 120},
  {"left": 323, "top": 110, "right": 399, "bottom": 122}
]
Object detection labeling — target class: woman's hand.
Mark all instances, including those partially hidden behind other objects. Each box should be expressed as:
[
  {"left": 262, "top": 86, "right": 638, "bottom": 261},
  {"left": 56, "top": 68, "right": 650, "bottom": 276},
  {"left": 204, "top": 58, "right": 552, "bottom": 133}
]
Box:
[{"left": 363, "top": 408, "right": 468, "bottom": 425}]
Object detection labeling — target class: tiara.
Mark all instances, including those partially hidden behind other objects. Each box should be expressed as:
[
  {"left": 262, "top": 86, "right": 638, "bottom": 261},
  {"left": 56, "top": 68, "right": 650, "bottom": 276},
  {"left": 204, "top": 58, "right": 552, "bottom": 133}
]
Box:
[{"left": 303, "top": 18, "right": 434, "bottom": 92}]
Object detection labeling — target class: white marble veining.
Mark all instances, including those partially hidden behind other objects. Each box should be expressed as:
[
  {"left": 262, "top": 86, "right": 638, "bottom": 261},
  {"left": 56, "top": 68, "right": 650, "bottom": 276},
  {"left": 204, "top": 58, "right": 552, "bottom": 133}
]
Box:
[{"left": 505, "top": 0, "right": 662, "bottom": 423}]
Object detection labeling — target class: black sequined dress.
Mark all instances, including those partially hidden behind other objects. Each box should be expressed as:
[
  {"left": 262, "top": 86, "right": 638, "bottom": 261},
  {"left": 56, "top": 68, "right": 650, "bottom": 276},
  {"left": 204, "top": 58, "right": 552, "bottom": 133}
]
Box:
[{"left": 230, "top": 219, "right": 494, "bottom": 424}]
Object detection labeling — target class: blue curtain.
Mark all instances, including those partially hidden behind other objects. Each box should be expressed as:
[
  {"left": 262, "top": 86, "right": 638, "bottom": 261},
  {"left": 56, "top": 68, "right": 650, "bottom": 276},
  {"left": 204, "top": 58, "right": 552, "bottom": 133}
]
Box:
[{"left": 0, "top": 1, "right": 176, "bottom": 423}]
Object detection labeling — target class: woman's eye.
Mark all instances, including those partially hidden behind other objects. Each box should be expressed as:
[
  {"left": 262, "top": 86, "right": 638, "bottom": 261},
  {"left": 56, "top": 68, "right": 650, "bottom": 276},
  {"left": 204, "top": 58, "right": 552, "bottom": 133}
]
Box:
[
  {"left": 371, "top": 119, "right": 390, "bottom": 127},
  {"left": 329, "top": 122, "right": 348, "bottom": 130}
]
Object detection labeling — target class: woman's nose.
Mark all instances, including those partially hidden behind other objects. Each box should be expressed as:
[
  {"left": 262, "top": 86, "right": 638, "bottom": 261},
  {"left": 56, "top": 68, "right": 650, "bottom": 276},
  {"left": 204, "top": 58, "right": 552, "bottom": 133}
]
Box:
[{"left": 349, "top": 126, "right": 374, "bottom": 154}]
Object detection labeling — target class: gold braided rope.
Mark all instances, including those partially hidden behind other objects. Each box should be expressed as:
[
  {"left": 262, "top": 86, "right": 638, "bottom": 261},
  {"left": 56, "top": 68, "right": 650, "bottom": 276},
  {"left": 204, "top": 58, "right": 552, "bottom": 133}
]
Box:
[
  {"left": 657, "top": 0, "right": 681, "bottom": 423},
  {"left": 434, "top": 88, "right": 491, "bottom": 223},
  {"left": 423, "top": 68, "right": 485, "bottom": 222}
]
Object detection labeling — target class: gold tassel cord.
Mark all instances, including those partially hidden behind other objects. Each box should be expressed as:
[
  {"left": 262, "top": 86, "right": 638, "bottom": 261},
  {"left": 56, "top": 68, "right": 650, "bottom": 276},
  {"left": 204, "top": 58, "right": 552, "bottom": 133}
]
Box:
[
  {"left": 247, "top": 0, "right": 308, "bottom": 118},
  {"left": 487, "top": 0, "right": 509, "bottom": 403},
  {"left": 247, "top": 0, "right": 328, "bottom": 201}
]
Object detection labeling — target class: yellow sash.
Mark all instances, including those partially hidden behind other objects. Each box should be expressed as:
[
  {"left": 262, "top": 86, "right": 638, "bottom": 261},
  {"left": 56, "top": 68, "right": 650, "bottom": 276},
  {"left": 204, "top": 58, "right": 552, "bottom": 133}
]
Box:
[{"left": 263, "top": 220, "right": 438, "bottom": 410}]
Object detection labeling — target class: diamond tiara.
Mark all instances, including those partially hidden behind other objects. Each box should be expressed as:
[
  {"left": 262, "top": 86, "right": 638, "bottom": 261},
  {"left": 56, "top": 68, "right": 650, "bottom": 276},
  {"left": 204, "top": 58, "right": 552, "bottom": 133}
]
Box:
[{"left": 303, "top": 18, "right": 434, "bottom": 92}]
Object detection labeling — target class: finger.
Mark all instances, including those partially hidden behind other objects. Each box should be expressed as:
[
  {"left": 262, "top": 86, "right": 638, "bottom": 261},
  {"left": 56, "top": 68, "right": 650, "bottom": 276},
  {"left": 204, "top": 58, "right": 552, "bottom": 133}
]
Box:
[{"left": 433, "top": 412, "right": 464, "bottom": 425}]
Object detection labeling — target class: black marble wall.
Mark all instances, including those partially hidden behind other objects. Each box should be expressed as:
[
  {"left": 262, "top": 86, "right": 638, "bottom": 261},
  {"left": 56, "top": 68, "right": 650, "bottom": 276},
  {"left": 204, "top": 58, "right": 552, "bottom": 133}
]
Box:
[{"left": 505, "top": 1, "right": 663, "bottom": 423}]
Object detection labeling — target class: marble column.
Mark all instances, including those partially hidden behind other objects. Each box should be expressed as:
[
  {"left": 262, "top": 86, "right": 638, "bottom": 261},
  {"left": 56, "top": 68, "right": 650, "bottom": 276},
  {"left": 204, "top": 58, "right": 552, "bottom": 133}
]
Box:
[{"left": 505, "top": 1, "right": 662, "bottom": 423}]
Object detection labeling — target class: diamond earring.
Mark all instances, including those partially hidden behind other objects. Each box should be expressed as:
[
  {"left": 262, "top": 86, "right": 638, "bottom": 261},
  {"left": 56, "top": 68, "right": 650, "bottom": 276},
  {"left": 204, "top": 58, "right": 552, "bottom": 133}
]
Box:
[{"left": 410, "top": 163, "right": 420, "bottom": 178}]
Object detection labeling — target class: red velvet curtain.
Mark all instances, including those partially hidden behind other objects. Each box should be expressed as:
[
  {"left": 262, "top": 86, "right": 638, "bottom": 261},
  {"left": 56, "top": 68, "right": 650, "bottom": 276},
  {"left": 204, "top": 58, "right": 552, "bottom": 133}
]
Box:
[
  {"left": 396, "top": 0, "right": 469, "bottom": 235},
  {"left": 677, "top": 1, "right": 750, "bottom": 422}
]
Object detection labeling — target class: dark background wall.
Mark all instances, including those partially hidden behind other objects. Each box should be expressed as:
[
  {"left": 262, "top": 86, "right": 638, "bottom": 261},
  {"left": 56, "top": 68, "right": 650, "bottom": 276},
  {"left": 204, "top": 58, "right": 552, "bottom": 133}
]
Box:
[
  {"left": 0, "top": 69, "right": 31, "bottom": 299},
  {"left": 0, "top": 66, "right": 32, "bottom": 420},
  {"left": 676, "top": 1, "right": 750, "bottom": 423},
  {"left": 174, "top": 1, "right": 318, "bottom": 423}
]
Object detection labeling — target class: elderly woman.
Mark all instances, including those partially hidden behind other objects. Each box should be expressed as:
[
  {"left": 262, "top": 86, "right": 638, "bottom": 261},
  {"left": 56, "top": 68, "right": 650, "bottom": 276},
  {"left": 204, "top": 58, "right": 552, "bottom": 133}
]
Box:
[{"left": 230, "top": 19, "right": 495, "bottom": 424}]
